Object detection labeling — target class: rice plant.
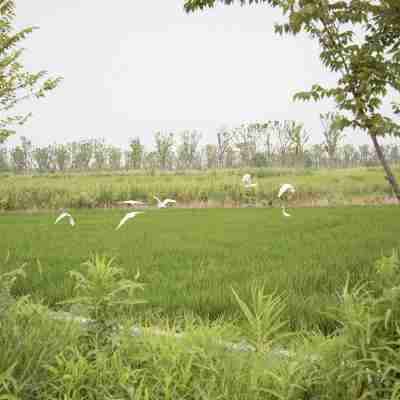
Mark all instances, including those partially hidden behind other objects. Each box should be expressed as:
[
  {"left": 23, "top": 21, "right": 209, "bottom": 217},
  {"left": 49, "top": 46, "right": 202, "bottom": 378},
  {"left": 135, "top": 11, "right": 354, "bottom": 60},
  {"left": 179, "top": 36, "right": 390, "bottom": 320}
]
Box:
[
  {"left": 60, "top": 254, "right": 146, "bottom": 331},
  {"left": 1, "top": 206, "right": 400, "bottom": 332}
]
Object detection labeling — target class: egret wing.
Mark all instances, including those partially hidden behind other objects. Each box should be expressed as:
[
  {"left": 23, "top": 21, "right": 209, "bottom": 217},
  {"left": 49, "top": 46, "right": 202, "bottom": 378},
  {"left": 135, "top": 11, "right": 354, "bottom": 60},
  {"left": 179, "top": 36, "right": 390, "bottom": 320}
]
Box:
[
  {"left": 242, "top": 174, "right": 251, "bottom": 185},
  {"left": 163, "top": 199, "right": 176, "bottom": 206},
  {"left": 153, "top": 196, "right": 162, "bottom": 204},
  {"left": 54, "top": 212, "right": 69, "bottom": 224},
  {"left": 278, "top": 184, "right": 295, "bottom": 198},
  {"left": 122, "top": 200, "right": 144, "bottom": 205},
  {"left": 115, "top": 213, "right": 132, "bottom": 230}
]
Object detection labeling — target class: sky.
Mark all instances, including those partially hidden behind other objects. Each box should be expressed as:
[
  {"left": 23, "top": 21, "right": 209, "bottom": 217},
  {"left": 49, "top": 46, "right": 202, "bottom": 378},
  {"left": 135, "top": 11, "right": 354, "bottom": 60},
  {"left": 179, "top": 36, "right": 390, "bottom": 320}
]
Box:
[{"left": 11, "top": 1, "right": 398, "bottom": 150}]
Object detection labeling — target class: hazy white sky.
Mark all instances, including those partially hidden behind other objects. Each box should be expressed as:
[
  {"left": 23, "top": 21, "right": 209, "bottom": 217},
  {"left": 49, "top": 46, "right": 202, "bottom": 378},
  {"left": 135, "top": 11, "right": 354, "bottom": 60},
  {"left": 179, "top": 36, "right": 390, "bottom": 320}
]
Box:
[{"left": 12, "top": 1, "right": 397, "bottom": 149}]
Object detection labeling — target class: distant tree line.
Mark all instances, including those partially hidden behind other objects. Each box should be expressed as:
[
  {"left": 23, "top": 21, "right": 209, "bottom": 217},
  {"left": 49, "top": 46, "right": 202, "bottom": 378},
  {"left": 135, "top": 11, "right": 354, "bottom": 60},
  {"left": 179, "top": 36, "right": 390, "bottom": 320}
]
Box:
[{"left": 1, "top": 113, "right": 399, "bottom": 174}]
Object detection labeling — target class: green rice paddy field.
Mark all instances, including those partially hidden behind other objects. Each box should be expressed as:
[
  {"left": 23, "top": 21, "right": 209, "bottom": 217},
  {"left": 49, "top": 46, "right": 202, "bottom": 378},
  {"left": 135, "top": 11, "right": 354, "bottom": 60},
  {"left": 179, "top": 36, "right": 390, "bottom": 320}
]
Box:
[{"left": 1, "top": 205, "right": 399, "bottom": 333}]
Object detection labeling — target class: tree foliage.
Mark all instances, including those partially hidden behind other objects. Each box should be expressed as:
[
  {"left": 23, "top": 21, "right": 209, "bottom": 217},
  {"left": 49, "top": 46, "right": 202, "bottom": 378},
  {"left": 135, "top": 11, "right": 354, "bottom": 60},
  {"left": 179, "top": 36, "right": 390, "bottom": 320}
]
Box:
[
  {"left": 10, "top": 135, "right": 31, "bottom": 172},
  {"left": 233, "top": 124, "right": 259, "bottom": 166},
  {"left": 177, "top": 130, "right": 202, "bottom": 169},
  {"left": 32, "top": 144, "right": 53, "bottom": 172},
  {"left": 154, "top": 131, "right": 175, "bottom": 170},
  {"left": 2, "top": 130, "right": 399, "bottom": 172},
  {"left": 53, "top": 143, "right": 70, "bottom": 172},
  {"left": 185, "top": 0, "right": 399, "bottom": 136},
  {"left": 129, "top": 137, "right": 144, "bottom": 169},
  {"left": 0, "top": 0, "right": 61, "bottom": 143},
  {"left": 184, "top": 0, "right": 400, "bottom": 198},
  {"left": 93, "top": 138, "right": 107, "bottom": 170}
]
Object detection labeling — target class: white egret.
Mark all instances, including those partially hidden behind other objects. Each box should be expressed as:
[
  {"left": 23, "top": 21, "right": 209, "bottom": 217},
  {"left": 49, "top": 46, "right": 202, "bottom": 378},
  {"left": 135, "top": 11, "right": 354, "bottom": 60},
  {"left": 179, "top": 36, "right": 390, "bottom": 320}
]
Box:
[
  {"left": 119, "top": 200, "right": 145, "bottom": 207},
  {"left": 278, "top": 183, "right": 295, "bottom": 199},
  {"left": 115, "top": 211, "right": 144, "bottom": 230},
  {"left": 281, "top": 206, "right": 291, "bottom": 217},
  {"left": 153, "top": 196, "right": 176, "bottom": 208},
  {"left": 242, "top": 174, "right": 252, "bottom": 185},
  {"left": 54, "top": 211, "right": 75, "bottom": 226},
  {"left": 242, "top": 174, "right": 257, "bottom": 188}
]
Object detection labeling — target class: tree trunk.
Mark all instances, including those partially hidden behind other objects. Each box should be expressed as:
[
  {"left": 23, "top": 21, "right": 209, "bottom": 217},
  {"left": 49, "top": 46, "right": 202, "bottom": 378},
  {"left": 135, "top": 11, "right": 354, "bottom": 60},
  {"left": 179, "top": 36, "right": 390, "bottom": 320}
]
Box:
[{"left": 370, "top": 134, "right": 400, "bottom": 202}]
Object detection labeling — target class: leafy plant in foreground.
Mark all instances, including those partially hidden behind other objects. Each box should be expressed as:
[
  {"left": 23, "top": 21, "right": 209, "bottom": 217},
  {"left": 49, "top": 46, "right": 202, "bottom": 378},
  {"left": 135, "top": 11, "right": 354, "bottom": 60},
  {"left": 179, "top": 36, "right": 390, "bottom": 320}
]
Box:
[
  {"left": 61, "top": 254, "right": 147, "bottom": 333},
  {"left": 231, "top": 283, "right": 291, "bottom": 353},
  {"left": 0, "top": 260, "right": 25, "bottom": 316},
  {"left": 375, "top": 248, "right": 400, "bottom": 290}
]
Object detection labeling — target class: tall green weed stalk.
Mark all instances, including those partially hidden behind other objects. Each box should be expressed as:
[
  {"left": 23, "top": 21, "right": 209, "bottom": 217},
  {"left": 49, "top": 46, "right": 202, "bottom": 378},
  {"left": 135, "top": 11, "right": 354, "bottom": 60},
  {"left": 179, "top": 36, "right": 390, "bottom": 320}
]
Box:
[
  {"left": 231, "top": 284, "right": 291, "bottom": 352},
  {"left": 61, "top": 254, "right": 147, "bottom": 333}
]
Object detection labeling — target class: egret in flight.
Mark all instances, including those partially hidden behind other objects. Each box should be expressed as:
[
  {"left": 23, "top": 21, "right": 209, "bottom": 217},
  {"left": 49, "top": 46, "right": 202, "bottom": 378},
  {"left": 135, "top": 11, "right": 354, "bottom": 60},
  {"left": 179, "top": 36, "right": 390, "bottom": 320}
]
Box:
[
  {"left": 54, "top": 211, "right": 75, "bottom": 226},
  {"left": 119, "top": 200, "right": 145, "bottom": 207},
  {"left": 278, "top": 183, "right": 295, "bottom": 199},
  {"left": 242, "top": 174, "right": 257, "bottom": 188},
  {"left": 153, "top": 196, "right": 176, "bottom": 208},
  {"left": 281, "top": 205, "right": 291, "bottom": 217},
  {"left": 115, "top": 212, "right": 144, "bottom": 230}
]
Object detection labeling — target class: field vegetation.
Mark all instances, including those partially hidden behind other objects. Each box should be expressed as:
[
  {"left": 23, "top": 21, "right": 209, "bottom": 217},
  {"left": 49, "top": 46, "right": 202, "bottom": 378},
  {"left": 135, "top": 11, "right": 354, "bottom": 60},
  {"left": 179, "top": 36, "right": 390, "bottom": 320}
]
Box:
[
  {"left": 1, "top": 0, "right": 400, "bottom": 396},
  {"left": 1, "top": 168, "right": 399, "bottom": 398},
  {"left": 1, "top": 210, "right": 400, "bottom": 398},
  {"left": 1, "top": 206, "right": 400, "bottom": 332},
  {"left": 0, "top": 166, "right": 399, "bottom": 211}
]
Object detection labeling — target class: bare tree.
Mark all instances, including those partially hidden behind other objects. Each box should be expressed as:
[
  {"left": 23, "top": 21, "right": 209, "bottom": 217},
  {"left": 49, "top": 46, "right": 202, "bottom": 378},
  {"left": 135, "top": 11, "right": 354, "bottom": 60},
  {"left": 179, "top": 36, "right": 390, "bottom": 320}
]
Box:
[
  {"left": 204, "top": 144, "right": 217, "bottom": 169},
  {"left": 252, "top": 122, "right": 273, "bottom": 165},
  {"left": 143, "top": 151, "right": 158, "bottom": 172},
  {"left": 69, "top": 140, "right": 94, "bottom": 170},
  {"left": 310, "top": 144, "right": 326, "bottom": 169},
  {"left": 358, "top": 144, "right": 370, "bottom": 166},
  {"left": 287, "top": 121, "right": 309, "bottom": 165},
  {"left": 176, "top": 130, "right": 202, "bottom": 169},
  {"left": 129, "top": 137, "right": 144, "bottom": 170},
  {"left": 108, "top": 146, "right": 122, "bottom": 170},
  {"left": 390, "top": 144, "right": 400, "bottom": 164},
  {"left": 93, "top": 138, "right": 107, "bottom": 170},
  {"left": 154, "top": 131, "right": 174, "bottom": 170},
  {"left": 232, "top": 124, "right": 259, "bottom": 167},
  {"left": 0, "top": 147, "right": 9, "bottom": 171},
  {"left": 320, "top": 113, "right": 346, "bottom": 168},
  {"left": 225, "top": 146, "right": 235, "bottom": 168},
  {"left": 341, "top": 144, "right": 357, "bottom": 168},
  {"left": 216, "top": 125, "right": 233, "bottom": 168},
  {"left": 53, "top": 143, "right": 70, "bottom": 172},
  {"left": 10, "top": 136, "right": 32, "bottom": 173},
  {"left": 270, "top": 121, "right": 292, "bottom": 166},
  {"left": 32, "top": 145, "right": 53, "bottom": 172}
]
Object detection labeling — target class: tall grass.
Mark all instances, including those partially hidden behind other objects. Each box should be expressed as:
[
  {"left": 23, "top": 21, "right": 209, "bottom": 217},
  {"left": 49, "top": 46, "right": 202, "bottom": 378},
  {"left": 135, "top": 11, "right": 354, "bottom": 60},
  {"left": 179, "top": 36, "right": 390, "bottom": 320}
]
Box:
[
  {"left": 0, "top": 166, "right": 398, "bottom": 210},
  {"left": 2, "top": 250, "right": 400, "bottom": 399}
]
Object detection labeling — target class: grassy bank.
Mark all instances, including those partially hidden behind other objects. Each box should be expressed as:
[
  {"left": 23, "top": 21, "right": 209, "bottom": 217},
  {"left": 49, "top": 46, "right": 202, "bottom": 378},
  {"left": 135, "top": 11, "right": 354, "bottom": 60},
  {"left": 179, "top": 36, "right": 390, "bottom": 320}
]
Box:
[
  {"left": 1, "top": 246, "right": 400, "bottom": 399},
  {"left": 0, "top": 166, "right": 398, "bottom": 210}
]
